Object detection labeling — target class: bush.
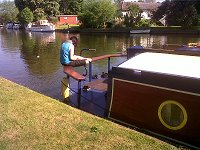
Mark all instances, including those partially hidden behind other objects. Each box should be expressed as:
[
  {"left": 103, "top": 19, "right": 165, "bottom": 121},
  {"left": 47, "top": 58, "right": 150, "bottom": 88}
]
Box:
[
  {"left": 135, "top": 19, "right": 151, "bottom": 27},
  {"left": 19, "top": 7, "right": 33, "bottom": 24}
]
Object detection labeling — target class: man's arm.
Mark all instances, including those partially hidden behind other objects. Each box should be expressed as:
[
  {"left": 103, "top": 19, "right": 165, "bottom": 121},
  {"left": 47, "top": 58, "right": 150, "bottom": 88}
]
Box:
[{"left": 70, "top": 44, "right": 91, "bottom": 61}]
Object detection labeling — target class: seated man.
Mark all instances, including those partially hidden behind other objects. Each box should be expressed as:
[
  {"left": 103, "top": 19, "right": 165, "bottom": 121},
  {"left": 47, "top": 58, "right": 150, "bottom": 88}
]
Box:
[{"left": 60, "top": 34, "right": 92, "bottom": 67}]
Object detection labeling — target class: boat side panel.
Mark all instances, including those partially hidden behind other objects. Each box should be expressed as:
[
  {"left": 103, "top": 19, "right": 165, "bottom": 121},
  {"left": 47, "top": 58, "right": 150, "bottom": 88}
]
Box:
[{"left": 108, "top": 78, "right": 200, "bottom": 148}]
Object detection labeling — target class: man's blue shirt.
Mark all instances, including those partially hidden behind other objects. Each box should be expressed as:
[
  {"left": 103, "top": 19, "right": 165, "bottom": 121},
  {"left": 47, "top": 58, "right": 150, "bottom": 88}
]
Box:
[{"left": 60, "top": 41, "right": 72, "bottom": 65}]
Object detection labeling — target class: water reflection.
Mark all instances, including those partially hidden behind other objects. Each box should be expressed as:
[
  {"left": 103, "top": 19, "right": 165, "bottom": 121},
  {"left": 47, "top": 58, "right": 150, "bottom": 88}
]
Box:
[
  {"left": 0, "top": 29, "right": 22, "bottom": 52},
  {"left": 27, "top": 32, "right": 56, "bottom": 44},
  {"left": 20, "top": 31, "right": 60, "bottom": 75}
]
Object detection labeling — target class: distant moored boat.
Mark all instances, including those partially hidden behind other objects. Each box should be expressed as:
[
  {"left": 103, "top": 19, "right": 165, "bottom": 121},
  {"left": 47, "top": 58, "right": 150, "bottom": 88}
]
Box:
[
  {"left": 26, "top": 20, "right": 55, "bottom": 32},
  {"left": 130, "top": 29, "right": 150, "bottom": 34}
]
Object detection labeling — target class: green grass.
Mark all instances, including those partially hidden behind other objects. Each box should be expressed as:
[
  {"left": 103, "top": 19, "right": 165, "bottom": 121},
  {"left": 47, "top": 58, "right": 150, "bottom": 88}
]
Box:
[
  {"left": 56, "top": 24, "right": 79, "bottom": 30},
  {"left": 0, "top": 77, "right": 181, "bottom": 150}
]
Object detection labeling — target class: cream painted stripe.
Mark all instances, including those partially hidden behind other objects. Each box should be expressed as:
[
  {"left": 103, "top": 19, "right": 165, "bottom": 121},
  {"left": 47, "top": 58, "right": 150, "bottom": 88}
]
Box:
[
  {"left": 108, "top": 78, "right": 115, "bottom": 117},
  {"left": 108, "top": 77, "right": 200, "bottom": 118}
]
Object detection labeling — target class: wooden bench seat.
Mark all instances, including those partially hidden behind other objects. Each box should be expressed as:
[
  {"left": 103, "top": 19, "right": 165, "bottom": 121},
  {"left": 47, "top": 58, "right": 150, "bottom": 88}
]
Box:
[{"left": 63, "top": 66, "right": 85, "bottom": 81}]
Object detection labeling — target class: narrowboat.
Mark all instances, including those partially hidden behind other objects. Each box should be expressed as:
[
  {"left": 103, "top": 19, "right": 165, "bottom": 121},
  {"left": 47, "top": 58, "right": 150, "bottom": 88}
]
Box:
[{"left": 107, "top": 48, "right": 200, "bottom": 149}]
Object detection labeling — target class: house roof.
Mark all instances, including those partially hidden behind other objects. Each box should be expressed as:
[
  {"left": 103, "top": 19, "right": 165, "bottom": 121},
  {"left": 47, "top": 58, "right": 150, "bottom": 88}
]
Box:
[
  {"left": 56, "top": 15, "right": 78, "bottom": 17},
  {"left": 120, "top": 2, "right": 161, "bottom": 11}
]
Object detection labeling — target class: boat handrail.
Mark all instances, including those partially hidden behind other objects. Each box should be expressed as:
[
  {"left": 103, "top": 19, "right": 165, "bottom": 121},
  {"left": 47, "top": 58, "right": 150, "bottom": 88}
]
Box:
[
  {"left": 92, "top": 53, "right": 126, "bottom": 61},
  {"left": 88, "top": 53, "right": 127, "bottom": 82}
]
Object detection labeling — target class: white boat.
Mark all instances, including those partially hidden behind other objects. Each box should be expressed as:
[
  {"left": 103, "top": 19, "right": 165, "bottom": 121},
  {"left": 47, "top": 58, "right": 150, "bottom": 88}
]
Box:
[
  {"left": 26, "top": 20, "right": 55, "bottom": 32},
  {"left": 130, "top": 29, "right": 150, "bottom": 34},
  {"left": 13, "top": 23, "right": 21, "bottom": 30}
]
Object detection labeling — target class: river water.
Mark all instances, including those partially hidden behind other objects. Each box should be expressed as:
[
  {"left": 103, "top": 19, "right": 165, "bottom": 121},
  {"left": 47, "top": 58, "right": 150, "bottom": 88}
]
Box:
[{"left": 1, "top": 29, "right": 200, "bottom": 101}]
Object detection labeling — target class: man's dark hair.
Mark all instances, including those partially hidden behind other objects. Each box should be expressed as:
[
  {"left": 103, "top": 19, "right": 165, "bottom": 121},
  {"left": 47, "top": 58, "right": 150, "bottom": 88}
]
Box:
[{"left": 70, "top": 36, "right": 78, "bottom": 41}]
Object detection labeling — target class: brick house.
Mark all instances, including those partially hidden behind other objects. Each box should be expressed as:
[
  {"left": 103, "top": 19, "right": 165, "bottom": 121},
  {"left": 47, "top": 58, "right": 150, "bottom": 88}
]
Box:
[{"left": 57, "top": 15, "right": 79, "bottom": 25}]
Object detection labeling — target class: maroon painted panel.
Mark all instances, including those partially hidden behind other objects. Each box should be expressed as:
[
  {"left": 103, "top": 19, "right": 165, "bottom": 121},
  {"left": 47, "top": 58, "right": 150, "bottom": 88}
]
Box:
[{"left": 109, "top": 78, "right": 200, "bottom": 147}]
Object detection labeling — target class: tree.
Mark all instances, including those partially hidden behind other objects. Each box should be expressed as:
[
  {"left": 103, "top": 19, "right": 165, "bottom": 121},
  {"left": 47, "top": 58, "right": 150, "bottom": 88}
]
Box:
[
  {"left": 152, "top": 0, "right": 170, "bottom": 24},
  {"left": 153, "top": 0, "right": 199, "bottom": 27},
  {"left": 113, "top": 0, "right": 122, "bottom": 5},
  {"left": 124, "top": 5, "right": 142, "bottom": 27},
  {"left": 14, "top": 0, "right": 60, "bottom": 18},
  {"left": 43, "top": 0, "right": 60, "bottom": 16},
  {"left": 19, "top": 7, "right": 34, "bottom": 24},
  {"left": 14, "top": 0, "right": 29, "bottom": 11},
  {"left": 59, "top": 0, "right": 83, "bottom": 15},
  {"left": 167, "top": 1, "right": 198, "bottom": 27},
  {"left": 78, "top": 0, "right": 117, "bottom": 28},
  {"left": 33, "top": 8, "right": 46, "bottom": 20},
  {"left": 0, "top": 1, "right": 19, "bottom": 23}
]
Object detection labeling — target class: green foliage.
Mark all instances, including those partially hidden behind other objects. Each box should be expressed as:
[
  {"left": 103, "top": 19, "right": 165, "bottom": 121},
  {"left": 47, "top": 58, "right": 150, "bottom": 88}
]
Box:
[
  {"left": 14, "top": 0, "right": 60, "bottom": 19},
  {"left": 43, "top": 0, "right": 60, "bottom": 16},
  {"left": 135, "top": 19, "right": 152, "bottom": 27},
  {"left": 19, "top": 7, "right": 34, "bottom": 24},
  {"left": 79, "top": 0, "right": 117, "bottom": 28},
  {"left": 0, "top": 1, "right": 19, "bottom": 23},
  {"left": 33, "top": 8, "right": 46, "bottom": 21},
  {"left": 152, "top": 0, "right": 170, "bottom": 24},
  {"left": 59, "top": 0, "right": 83, "bottom": 15},
  {"left": 49, "top": 16, "right": 58, "bottom": 24},
  {"left": 153, "top": 0, "right": 200, "bottom": 27},
  {"left": 113, "top": 0, "right": 122, "bottom": 4},
  {"left": 124, "top": 5, "right": 142, "bottom": 27},
  {"left": 197, "top": 15, "right": 200, "bottom": 26},
  {"left": 14, "top": 0, "right": 29, "bottom": 11},
  {"left": 167, "top": 1, "right": 198, "bottom": 27}
]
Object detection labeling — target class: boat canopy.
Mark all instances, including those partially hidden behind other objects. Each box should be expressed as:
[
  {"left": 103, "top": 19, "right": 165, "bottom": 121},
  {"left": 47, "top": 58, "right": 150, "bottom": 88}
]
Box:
[{"left": 118, "top": 52, "right": 200, "bottom": 79}]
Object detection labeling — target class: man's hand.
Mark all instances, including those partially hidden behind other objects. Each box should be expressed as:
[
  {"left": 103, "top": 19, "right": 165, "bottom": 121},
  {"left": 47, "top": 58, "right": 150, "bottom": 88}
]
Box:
[{"left": 87, "top": 58, "right": 92, "bottom": 62}]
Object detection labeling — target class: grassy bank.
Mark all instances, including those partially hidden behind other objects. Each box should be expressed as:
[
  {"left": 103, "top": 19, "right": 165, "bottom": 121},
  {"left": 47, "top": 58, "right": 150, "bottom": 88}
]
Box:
[
  {"left": 56, "top": 24, "right": 79, "bottom": 30},
  {"left": 0, "top": 77, "right": 180, "bottom": 150}
]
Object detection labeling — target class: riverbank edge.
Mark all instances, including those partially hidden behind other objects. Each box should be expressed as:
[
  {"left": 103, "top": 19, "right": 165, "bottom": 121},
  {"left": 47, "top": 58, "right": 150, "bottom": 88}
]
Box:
[
  {"left": 55, "top": 27, "right": 200, "bottom": 35},
  {"left": 0, "top": 77, "right": 180, "bottom": 149}
]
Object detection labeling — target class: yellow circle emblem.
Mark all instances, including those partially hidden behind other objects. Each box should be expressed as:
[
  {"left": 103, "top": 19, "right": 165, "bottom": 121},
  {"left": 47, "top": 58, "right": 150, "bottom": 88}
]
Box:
[{"left": 158, "top": 100, "right": 187, "bottom": 130}]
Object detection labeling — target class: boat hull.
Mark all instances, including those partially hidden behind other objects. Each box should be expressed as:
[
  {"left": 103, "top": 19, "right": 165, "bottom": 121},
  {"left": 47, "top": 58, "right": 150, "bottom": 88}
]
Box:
[
  {"left": 130, "top": 29, "right": 150, "bottom": 34},
  {"left": 27, "top": 27, "right": 55, "bottom": 32},
  {"left": 107, "top": 65, "right": 200, "bottom": 149}
]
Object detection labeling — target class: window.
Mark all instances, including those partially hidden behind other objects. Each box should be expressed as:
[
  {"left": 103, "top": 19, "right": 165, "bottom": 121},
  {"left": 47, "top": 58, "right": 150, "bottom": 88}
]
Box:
[{"left": 158, "top": 100, "right": 187, "bottom": 130}]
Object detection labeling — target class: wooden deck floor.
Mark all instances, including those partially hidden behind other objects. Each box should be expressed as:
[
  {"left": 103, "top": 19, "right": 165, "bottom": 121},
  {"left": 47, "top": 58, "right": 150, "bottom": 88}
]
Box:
[{"left": 83, "top": 79, "right": 108, "bottom": 92}]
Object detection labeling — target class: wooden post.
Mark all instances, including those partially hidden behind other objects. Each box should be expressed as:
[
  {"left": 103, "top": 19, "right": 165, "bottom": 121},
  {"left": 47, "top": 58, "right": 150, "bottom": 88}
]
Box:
[
  {"left": 77, "top": 80, "right": 81, "bottom": 108},
  {"left": 108, "top": 57, "right": 111, "bottom": 72},
  {"left": 89, "top": 62, "right": 92, "bottom": 82}
]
